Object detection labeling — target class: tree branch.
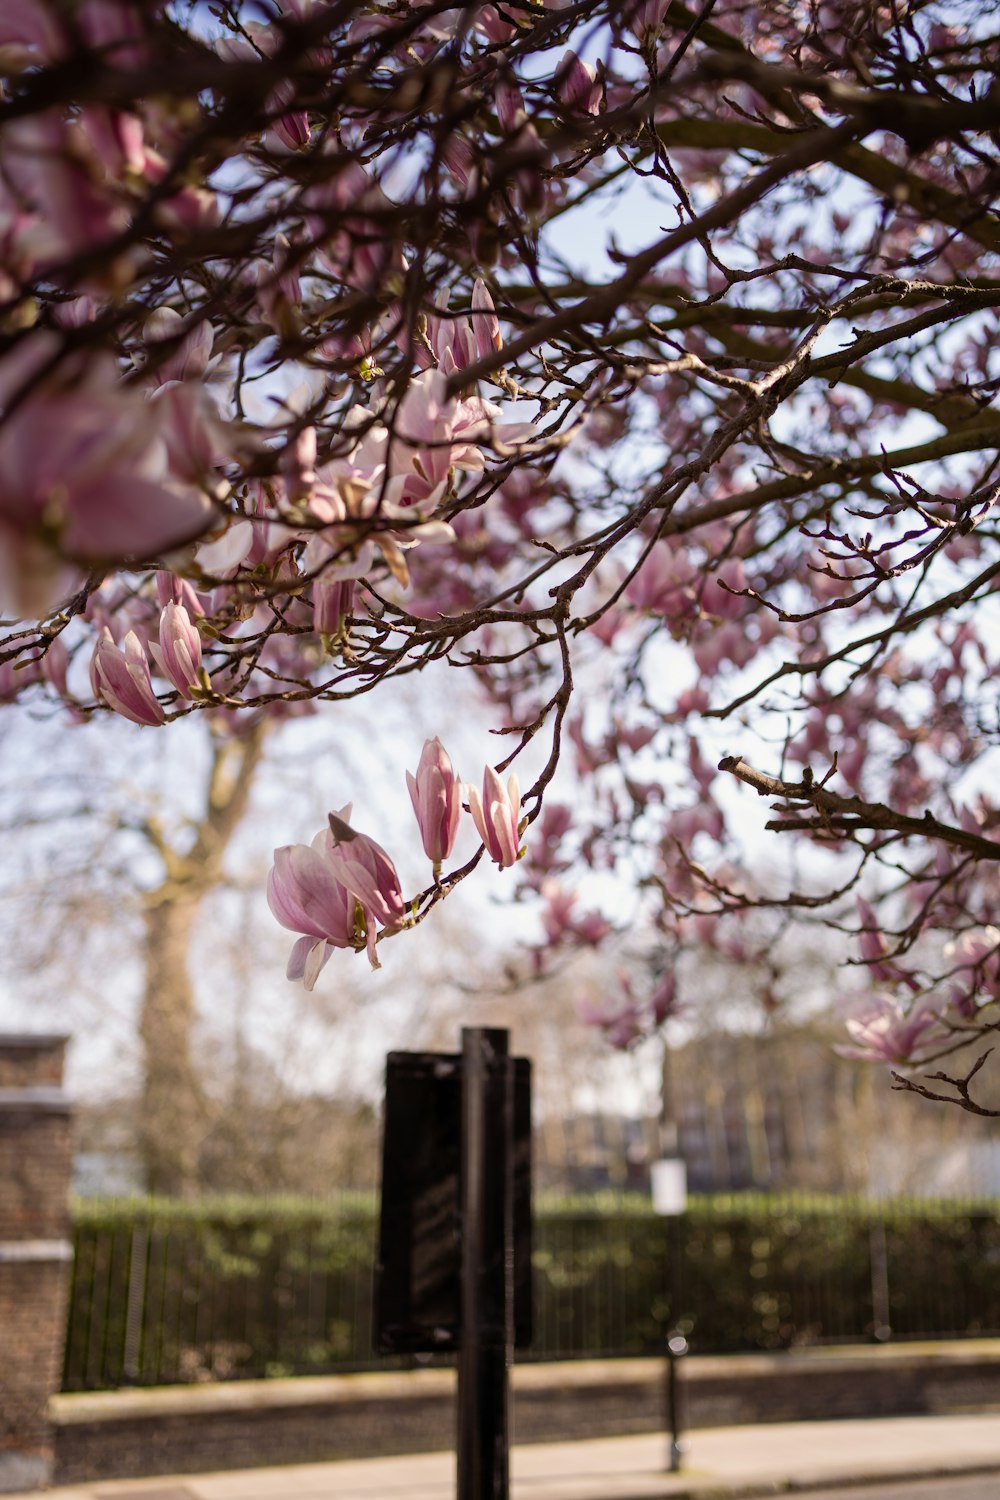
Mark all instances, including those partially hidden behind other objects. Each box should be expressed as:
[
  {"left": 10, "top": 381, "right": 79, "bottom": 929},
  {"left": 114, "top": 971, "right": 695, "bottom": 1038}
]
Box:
[
  {"left": 718, "top": 756, "right": 1000, "bottom": 861},
  {"left": 891, "top": 1051, "right": 1000, "bottom": 1117}
]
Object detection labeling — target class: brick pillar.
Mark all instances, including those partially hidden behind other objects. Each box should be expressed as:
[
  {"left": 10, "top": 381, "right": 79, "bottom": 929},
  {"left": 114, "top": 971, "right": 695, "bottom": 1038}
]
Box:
[{"left": 0, "top": 1035, "right": 73, "bottom": 1494}]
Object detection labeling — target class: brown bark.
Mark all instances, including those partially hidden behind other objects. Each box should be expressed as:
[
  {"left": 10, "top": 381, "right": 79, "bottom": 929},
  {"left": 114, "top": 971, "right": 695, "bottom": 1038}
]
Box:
[
  {"left": 136, "top": 720, "right": 268, "bottom": 1195},
  {"left": 139, "top": 891, "right": 203, "bottom": 1196}
]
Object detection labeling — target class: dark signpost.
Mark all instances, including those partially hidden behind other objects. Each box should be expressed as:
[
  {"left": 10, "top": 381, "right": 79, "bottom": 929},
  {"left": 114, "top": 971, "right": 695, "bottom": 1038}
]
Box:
[
  {"left": 375, "top": 1027, "right": 531, "bottom": 1500},
  {"left": 651, "top": 1156, "right": 689, "bottom": 1473}
]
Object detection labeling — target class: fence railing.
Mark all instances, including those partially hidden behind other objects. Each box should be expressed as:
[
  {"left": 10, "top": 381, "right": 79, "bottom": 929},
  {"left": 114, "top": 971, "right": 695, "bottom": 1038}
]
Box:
[{"left": 62, "top": 1195, "right": 1000, "bottom": 1392}]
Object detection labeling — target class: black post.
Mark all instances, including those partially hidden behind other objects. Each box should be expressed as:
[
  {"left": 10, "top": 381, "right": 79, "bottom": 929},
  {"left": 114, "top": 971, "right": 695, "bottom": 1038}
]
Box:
[
  {"left": 869, "top": 1217, "right": 892, "bottom": 1342},
  {"left": 665, "top": 1330, "right": 688, "bottom": 1472},
  {"left": 458, "top": 1027, "right": 514, "bottom": 1500},
  {"left": 661, "top": 1211, "right": 688, "bottom": 1472},
  {"left": 657, "top": 1032, "right": 688, "bottom": 1473},
  {"left": 122, "top": 1224, "right": 148, "bottom": 1385}
]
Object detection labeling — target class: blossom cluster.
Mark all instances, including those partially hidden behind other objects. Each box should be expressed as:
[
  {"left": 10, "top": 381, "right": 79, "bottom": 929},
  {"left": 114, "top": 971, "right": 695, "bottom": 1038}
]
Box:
[
  {"left": 0, "top": 0, "right": 538, "bottom": 716},
  {"left": 836, "top": 910, "right": 1000, "bottom": 1067},
  {"left": 1, "top": 0, "right": 998, "bottom": 1092},
  {"left": 267, "top": 739, "right": 523, "bottom": 987}
]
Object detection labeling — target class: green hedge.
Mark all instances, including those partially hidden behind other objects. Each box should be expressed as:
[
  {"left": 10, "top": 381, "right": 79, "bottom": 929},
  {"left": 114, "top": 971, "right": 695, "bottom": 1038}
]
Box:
[{"left": 63, "top": 1194, "right": 1000, "bottom": 1391}]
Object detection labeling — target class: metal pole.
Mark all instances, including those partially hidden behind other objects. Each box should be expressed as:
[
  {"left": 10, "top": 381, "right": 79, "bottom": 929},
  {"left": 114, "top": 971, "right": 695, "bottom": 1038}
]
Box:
[
  {"left": 122, "top": 1223, "right": 148, "bottom": 1386},
  {"left": 458, "top": 1027, "right": 513, "bottom": 1500},
  {"left": 869, "top": 1217, "right": 892, "bottom": 1342},
  {"left": 656, "top": 1029, "right": 688, "bottom": 1472},
  {"left": 665, "top": 1215, "right": 687, "bottom": 1473},
  {"left": 665, "top": 1332, "right": 688, "bottom": 1471}
]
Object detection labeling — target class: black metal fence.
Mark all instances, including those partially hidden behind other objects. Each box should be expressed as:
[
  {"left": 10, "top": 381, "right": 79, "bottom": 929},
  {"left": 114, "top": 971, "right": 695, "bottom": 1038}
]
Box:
[{"left": 63, "top": 1196, "right": 1000, "bottom": 1392}]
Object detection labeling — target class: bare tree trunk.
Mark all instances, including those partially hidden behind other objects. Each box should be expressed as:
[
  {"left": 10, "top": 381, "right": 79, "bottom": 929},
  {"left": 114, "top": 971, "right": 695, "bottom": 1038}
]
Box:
[
  {"left": 135, "top": 720, "right": 268, "bottom": 1196},
  {"left": 139, "top": 891, "right": 203, "bottom": 1196}
]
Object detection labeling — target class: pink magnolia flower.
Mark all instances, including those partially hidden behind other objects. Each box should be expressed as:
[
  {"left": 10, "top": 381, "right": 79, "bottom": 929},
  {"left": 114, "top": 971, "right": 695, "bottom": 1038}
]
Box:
[
  {"left": 313, "top": 574, "right": 355, "bottom": 639},
  {"left": 0, "top": 110, "right": 129, "bottom": 264},
  {"left": 855, "top": 898, "right": 900, "bottom": 983},
  {"left": 540, "top": 881, "right": 610, "bottom": 947},
  {"left": 155, "top": 569, "right": 206, "bottom": 619},
  {"left": 52, "top": 295, "right": 100, "bottom": 330},
  {"left": 150, "top": 602, "right": 203, "bottom": 698},
  {"left": 0, "top": 1, "right": 64, "bottom": 67},
  {"left": 195, "top": 523, "right": 256, "bottom": 578},
  {"left": 268, "top": 837, "right": 362, "bottom": 990},
  {"left": 704, "top": 558, "right": 748, "bottom": 621},
  {"left": 267, "top": 84, "right": 311, "bottom": 153},
  {"left": 152, "top": 381, "right": 229, "bottom": 488},
  {"left": 305, "top": 158, "right": 403, "bottom": 292},
  {"left": 943, "top": 925, "right": 1000, "bottom": 998},
  {"left": 573, "top": 908, "right": 612, "bottom": 945},
  {"left": 588, "top": 607, "right": 626, "bottom": 646},
  {"left": 0, "top": 341, "right": 213, "bottom": 614},
  {"left": 441, "top": 133, "right": 478, "bottom": 197},
  {"left": 142, "top": 308, "right": 213, "bottom": 386},
  {"left": 268, "top": 840, "right": 357, "bottom": 944},
  {"left": 626, "top": 0, "right": 670, "bottom": 44},
  {"left": 837, "top": 992, "right": 944, "bottom": 1066},
  {"left": 0, "top": 655, "right": 40, "bottom": 702},
  {"left": 618, "top": 720, "right": 657, "bottom": 754},
  {"left": 476, "top": 4, "right": 517, "bottom": 44},
  {"left": 40, "top": 637, "right": 70, "bottom": 699},
  {"left": 495, "top": 71, "right": 527, "bottom": 135},
  {"left": 282, "top": 425, "right": 318, "bottom": 505},
  {"left": 272, "top": 110, "right": 310, "bottom": 152},
  {"left": 530, "top": 802, "right": 573, "bottom": 877},
  {"left": 424, "top": 286, "right": 499, "bottom": 377},
  {"left": 691, "top": 619, "right": 757, "bottom": 675},
  {"left": 467, "top": 765, "right": 522, "bottom": 868},
  {"left": 78, "top": 0, "right": 147, "bottom": 65},
  {"left": 90, "top": 628, "right": 165, "bottom": 726},
  {"left": 255, "top": 233, "right": 303, "bottom": 336},
  {"left": 384, "top": 369, "right": 456, "bottom": 510},
  {"left": 540, "top": 804, "right": 573, "bottom": 842},
  {"left": 649, "top": 973, "right": 677, "bottom": 1026},
  {"left": 556, "top": 51, "right": 602, "bottom": 115},
  {"left": 944, "top": 925, "right": 1000, "bottom": 969},
  {"left": 625, "top": 542, "right": 696, "bottom": 624},
  {"left": 407, "top": 737, "right": 461, "bottom": 869},
  {"left": 579, "top": 976, "right": 645, "bottom": 1051},
  {"left": 216, "top": 20, "right": 311, "bottom": 153},
  {"left": 143, "top": 149, "right": 219, "bottom": 231},
  {"left": 78, "top": 103, "right": 146, "bottom": 180},
  {"left": 471, "top": 279, "right": 502, "bottom": 361},
  {"left": 325, "top": 812, "right": 407, "bottom": 930}
]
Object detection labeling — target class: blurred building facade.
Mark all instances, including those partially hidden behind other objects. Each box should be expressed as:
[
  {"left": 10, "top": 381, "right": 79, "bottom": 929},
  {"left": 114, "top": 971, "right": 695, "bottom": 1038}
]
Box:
[
  {"left": 69, "top": 1024, "right": 999, "bottom": 1202},
  {"left": 534, "top": 1026, "right": 1000, "bottom": 1199}
]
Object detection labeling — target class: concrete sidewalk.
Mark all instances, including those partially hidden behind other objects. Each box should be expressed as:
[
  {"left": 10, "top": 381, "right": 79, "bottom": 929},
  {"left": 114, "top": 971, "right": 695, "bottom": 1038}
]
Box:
[{"left": 13, "top": 1412, "right": 1000, "bottom": 1500}]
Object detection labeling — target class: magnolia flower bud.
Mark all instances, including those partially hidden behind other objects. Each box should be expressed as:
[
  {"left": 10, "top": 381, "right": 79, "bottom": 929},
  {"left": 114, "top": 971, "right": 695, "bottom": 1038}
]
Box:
[
  {"left": 150, "top": 602, "right": 203, "bottom": 698},
  {"left": 471, "top": 279, "right": 502, "bottom": 361},
  {"left": 90, "top": 629, "right": 165, "bottom": 726},
  {"left": 556, "top": 50, "right": 601, "bottom": 116},
  {"left": 467, "top": 765, "right": 522, "bottom": 868},
  {"left": 407, "top": 737, "right": 461, "bottom": 867}
]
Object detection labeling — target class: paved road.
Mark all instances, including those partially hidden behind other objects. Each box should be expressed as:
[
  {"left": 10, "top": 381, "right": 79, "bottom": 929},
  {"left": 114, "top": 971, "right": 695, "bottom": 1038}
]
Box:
[{"left": 797, "top": 1480, "right": 1000, "bottom": 1500}]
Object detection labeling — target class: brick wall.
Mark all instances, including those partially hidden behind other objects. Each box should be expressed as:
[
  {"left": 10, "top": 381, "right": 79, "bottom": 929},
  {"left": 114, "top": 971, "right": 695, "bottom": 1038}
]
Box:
[
  {"left": 0, "top": 1041, "right": 67, "bottom": 1090},
  {"left": 0, "top": 1035, "right": 73, "bottom": 1495}
]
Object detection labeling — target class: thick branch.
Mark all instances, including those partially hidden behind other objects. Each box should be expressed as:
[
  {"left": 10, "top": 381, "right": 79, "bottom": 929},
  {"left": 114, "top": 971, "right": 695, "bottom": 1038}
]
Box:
[
  {"left": 718, "top": 756, "right": 1000, "bottom": 861},
  {"left": 652, "top": 118, "right": 1000, "bottom": 254}
]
